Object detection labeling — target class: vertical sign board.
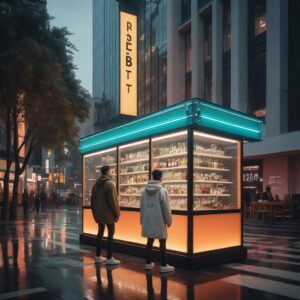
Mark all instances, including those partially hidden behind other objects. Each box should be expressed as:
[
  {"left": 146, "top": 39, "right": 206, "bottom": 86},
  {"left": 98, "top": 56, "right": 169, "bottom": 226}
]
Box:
[{"left": 120, "top": 11, "right": 137, "bottom": 116}]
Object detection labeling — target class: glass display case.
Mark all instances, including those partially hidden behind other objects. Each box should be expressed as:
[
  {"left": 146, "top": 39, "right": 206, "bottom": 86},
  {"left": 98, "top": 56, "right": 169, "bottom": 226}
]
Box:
[
  {"left": 119, "top": 140, "right": 149, "bottom": 208},
  {"left": 152, "top": 131, "right": 188, "bottom": 211},
  {"left": 80, "top": 98, "right": 263, "bottom": 269},
  {"left": 193, "top": 132, "right": 240, "bottom": 211},
  {"left": 83, "top": 148, "right": 117, "bottom": 206}
]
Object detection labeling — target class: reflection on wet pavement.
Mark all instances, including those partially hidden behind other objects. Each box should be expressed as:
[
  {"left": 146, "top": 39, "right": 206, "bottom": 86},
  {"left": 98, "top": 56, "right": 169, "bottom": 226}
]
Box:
[{"left": 0, "top": 207, "right": 299, "bottom": 299}]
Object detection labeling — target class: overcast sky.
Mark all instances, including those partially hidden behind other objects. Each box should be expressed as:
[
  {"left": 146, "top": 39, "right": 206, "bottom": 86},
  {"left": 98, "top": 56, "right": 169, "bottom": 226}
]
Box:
[{"left": 47, "top": 0, "right": 93, "bottom": 94}]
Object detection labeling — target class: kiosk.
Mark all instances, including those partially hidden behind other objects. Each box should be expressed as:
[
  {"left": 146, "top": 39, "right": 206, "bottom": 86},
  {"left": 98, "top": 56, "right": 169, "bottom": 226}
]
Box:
[{"left": 80, "top": 99, "right": 263, "bottom": 269}]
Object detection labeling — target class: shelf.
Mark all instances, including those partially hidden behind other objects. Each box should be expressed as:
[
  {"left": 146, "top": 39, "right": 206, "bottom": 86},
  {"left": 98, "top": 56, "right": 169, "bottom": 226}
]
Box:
[
  {"left": 194, "top": 166, "right": 230, "bottom": 172},
  {"left": 153, "top": 152, "right": 187, "bottom": 159},
  {"left": 120, "top": 194, "right": 141, "bottom": 197},
  {"left": 156, "top": 166, "right": 187, "bottom": 171},
  {"left": 194, "top": 180, "right": 233, "bottom": 184},
  {"left": 120, "top": 171, "right": 149, "bottom": 176},
  {"left": 194, "top": 152, "right": 232, "bottom": 159},
  {"left": 194, "top": 194, "right": 231, "bottom": 197},
  {"left": 120, "top": 183, "right": 147, "bottom": 186},
  {"left": 96, "top": 163, "right": 117, "bottom": 168},
  {"left": 163, "top": 180, "right": 187, "bottom": 184},
  {"left": 120, "top": 158, "right": 149, "bottom": 165},
  {"left": 169, "top": 194, "right": 187, "bottom": 197}
]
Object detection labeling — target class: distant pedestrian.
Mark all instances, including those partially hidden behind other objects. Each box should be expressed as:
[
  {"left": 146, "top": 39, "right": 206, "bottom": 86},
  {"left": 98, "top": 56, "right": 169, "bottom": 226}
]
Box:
[
  {"left": 52, "top": 192, "right": 58, "bottom": 210},
  {"left": 29, "top": 190, "right": 35, "bottom": 210},
  {"left": 140, "top": 169, "right": 174, "bottom": 273},
  {"left": 22, "top": 189, "right": 29, "bottom": 218},
  {"left": 34, "top": 194, "right": 40, "bottom": 214},
  {"left": 40, "top": 190, "right": 47, "bottom": 212},
  {"left": 91, "top": 165, "right": 120, "bottom": 265}
]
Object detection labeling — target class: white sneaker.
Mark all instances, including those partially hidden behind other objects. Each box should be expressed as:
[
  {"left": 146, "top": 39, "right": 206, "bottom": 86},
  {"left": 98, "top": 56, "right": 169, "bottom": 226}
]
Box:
[
  {"left": 145, "top": 262, "right": 154, "bottom": 270},
  {"left": 105, "top": 257, "right": 121, "bottom": 265},
  {"left": 159, "top": 264, "right": 175, "bottom": 273},
  {"left": 95, "top": 255, "right": 106, "bottom": 263}
]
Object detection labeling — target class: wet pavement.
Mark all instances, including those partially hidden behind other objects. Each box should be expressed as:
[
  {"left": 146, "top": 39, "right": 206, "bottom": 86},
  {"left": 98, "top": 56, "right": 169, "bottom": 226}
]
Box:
[{"left": 0, "top": 207, "right": 300, "bottom": 299}]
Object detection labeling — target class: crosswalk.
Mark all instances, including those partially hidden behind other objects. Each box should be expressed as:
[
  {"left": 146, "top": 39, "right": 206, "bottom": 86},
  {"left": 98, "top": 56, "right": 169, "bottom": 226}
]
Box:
[{"left": 220, "top": 222, "right": 300, "bottom": 299}]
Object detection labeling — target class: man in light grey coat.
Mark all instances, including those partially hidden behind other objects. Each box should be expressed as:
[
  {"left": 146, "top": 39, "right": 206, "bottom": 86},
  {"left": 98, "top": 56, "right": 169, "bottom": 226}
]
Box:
[{"left": 140, "top": 169, "right": 174, "bottom": 273}]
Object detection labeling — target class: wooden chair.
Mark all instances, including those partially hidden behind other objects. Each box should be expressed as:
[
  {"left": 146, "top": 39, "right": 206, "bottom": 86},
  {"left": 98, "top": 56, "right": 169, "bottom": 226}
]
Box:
[{"left": 283, "top": 199, "right": 294, "bottom": 222}]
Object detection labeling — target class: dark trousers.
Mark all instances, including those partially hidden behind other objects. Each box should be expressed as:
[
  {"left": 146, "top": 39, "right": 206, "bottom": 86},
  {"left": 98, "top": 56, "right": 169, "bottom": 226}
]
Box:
[
  {"left": 96, "top": 223, "right": 115, "bottom": 259},
  {"left": 146, "top": 238, "right": 166, "bottom": 266}
]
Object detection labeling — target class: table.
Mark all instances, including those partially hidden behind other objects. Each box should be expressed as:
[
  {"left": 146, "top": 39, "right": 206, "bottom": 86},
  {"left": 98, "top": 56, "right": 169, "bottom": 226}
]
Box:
[{"left": 250, "top": 201, "right": 285, "bottom": 222}]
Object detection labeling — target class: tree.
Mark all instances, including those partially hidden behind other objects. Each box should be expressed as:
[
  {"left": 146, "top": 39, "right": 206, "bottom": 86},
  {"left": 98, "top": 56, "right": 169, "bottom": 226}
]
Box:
[{"left": 0, "top": 8, "right": 90, "bottom": 220}]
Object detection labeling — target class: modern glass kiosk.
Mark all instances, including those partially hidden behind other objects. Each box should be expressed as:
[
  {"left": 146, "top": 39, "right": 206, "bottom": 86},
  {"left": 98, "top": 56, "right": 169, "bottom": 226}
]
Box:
[{"left": 80, "top": 99, "right": 263, "bottom": 269}]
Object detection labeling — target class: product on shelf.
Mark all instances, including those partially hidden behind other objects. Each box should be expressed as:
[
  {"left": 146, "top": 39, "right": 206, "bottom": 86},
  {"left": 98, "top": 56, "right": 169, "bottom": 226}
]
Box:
[
  {"left": 152, "top": 136, "right": 188, "bottom": 211},
  {"left": 119, "top": 143, "right": 149, "bottom": 208},
  {"left": 193, "top": 135, "right": 238, "bottom": 211}
]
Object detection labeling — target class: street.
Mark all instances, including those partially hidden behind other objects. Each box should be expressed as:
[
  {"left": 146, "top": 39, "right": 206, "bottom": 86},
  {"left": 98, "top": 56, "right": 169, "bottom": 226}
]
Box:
[{"left": 0, "top": 207, "right": 299, "bottom": 299}]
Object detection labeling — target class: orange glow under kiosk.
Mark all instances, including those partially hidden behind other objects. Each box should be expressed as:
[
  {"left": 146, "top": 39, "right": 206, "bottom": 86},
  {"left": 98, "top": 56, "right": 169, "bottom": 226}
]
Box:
[{"left": 80, "top": 99, "right": 263, "bottom": 269}]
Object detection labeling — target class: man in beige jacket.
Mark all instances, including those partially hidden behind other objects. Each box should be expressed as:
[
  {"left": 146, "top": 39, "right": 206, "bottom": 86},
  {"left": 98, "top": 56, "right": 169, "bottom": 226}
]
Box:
[
  {"left": 91, "top": 165, "right": 120, "bottom": 265},
  {"left": 140, "top": 169, "right": 174, "bottom": 273}
]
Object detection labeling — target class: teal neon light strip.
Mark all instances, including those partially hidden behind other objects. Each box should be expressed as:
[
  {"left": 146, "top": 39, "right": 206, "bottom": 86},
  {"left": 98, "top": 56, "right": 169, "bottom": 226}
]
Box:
[{"left": 80, "top": 99, "right": 263, "bottom": 154}]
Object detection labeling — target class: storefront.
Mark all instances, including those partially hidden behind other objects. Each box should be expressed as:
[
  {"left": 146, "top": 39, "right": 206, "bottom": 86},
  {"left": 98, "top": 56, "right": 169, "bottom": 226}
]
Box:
[{"left": 80, "top": 99, "right": 263, "bottom": 269}]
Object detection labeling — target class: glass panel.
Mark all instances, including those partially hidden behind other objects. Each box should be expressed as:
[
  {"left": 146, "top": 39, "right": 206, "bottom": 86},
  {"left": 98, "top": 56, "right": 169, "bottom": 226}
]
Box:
[
  {"left": 152, "top": 131, "right": 188, "bottom": 211},
  {"left": 119, "top": 140, "right": 150, "bottom": 208},
  {"left": 193, "top": 132, "right": 240, "bottom": 211},
  {"left": 83, "top": 148, "right": 117, "bottom": 206},
  {"left": 254, "top": 0, "right": 266, "bottom": 36},
  {"left": 181, "top": 0, "right": 191, "bottom": 23}
]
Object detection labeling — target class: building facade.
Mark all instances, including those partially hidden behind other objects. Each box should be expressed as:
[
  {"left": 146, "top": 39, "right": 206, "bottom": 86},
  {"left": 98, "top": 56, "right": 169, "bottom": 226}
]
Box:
[{"left": 93, "top": 0, "right": 300, "bottom": 199}]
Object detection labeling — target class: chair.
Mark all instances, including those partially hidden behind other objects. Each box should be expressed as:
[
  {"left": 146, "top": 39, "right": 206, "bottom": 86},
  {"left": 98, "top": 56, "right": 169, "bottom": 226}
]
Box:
[
  {"left": 283, "top": 199, "right": 294, "bottom": 222},
  {"left": 255, "top": 202, "right": 272, "bottom": 223},
  {"left": 273, "top": 203, "right": 285, "bottom": 222}
]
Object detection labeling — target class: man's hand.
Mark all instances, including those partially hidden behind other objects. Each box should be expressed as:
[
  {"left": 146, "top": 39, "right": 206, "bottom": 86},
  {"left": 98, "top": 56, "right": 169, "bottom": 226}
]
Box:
[
  {"left": 115, "top": 217, "right": 119, "bottom": 222},
  {"left": 167, "top": 224, "right": 171, "bottom": 228}
]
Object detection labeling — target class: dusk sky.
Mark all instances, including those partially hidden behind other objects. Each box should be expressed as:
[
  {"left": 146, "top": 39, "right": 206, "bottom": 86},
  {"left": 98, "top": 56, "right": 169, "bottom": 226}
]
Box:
[{"left": 47, "top": 0, "right": 93, "bottom": 94}]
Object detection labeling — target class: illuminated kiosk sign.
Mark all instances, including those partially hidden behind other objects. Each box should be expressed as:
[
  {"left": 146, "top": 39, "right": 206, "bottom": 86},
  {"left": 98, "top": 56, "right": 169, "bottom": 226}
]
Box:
[{"left": 120, "top": 11, "right": 137, "bottom": 116}]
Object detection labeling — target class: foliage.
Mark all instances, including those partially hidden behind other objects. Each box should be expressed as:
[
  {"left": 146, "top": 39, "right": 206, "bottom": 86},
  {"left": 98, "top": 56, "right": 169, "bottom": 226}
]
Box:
[{"left": 0, "top": 7, "right": 90, "bottom": 219}]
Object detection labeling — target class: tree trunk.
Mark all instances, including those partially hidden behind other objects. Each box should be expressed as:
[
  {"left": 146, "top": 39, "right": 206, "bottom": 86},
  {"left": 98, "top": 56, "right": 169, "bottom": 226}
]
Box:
[
  {"left": 1, "top": 112, "right": 12, "bottom": 220},
  {"left": 9, "top": 171, "right": 20, "bottom": 220},
  {"left": 1, "top": 167, "right": 11, "bottom": 220}
]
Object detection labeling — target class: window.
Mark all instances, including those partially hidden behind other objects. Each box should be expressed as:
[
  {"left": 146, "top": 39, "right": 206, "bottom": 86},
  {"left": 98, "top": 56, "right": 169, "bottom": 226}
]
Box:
[
  {"left": 204, "top": 13, "right": 212, "bottom": 63},
  {"left": 223, "top": 0, "right": 231, "bottom": 52},
  {"left": 248, "top": 0, "right": 266, "bottom": 118},
  {"left": 254, "top": 0, "right": 267, "bottom": 36},
  {"left": 222, "top": 0, "right": 231, "bottom": 107},
  {"left": 181, "top": 0, "right": 191, "bottom": 23},
  {"left": 185, "top": 32, "right": 192, "bottom": 98},
  {"left": 203, "top": 10, "right": 212, "bottom": 101},
  {"left": 288, "top": 0, "right": 300, "bottom": 131}
]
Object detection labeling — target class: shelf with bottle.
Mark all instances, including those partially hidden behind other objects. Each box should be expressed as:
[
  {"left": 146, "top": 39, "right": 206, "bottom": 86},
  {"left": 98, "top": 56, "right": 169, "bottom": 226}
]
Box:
[
  {"left": 193, "top": 198, "right": 237, "bottom": 210},
  {"left": 193, "top": 172, "right": 232, "bottom": 184},
  {"left": 153, "top": 156, "right": 187, "bottom": 169},
  {"left": 169, "top": 199, "right": 187, "bottom": 211},
  {"left": 153, "top": 141, "right": 187, "bottom": 157},
  {"left": 194, "top": 183, "right": 231, "bottom": 197}
]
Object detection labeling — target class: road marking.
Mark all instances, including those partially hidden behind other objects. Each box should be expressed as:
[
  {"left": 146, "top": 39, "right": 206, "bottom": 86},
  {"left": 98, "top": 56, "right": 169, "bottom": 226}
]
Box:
[
  {"left": 225, "top": 263, "right": 300, "bottom": 282},
  {"left": 248, "top": 249, "right": 300, "bottom": 260},
  {"left": 222, "top": 274, "right": 300, "bottom": 299},
  {"left": 0, "top": 287, "right": 47, "bottom": 299}
]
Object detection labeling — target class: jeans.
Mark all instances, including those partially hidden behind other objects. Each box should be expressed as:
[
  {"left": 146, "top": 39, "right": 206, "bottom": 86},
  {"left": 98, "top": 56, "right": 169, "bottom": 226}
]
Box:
[
  {"left": 96, "top": 223, "right": 115, "bottom": 259},
  {"left": 146, "top": 238, "right": 166, "bottom": 266}
]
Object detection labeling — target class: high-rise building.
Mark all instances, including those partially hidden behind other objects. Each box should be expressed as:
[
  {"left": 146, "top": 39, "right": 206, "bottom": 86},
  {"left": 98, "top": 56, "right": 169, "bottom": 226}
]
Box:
[{"left": 92, "top": 0, "right": 300, "bottom": 199}]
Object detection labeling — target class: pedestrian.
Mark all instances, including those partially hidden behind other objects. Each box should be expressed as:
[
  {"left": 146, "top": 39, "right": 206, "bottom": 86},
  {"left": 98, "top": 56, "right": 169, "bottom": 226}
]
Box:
[
  {"left": 40, "top": 190, "right": 47, "bottom": 212},
  {"left": 140, "top": 169, "right": 174, "bottom": 273},
  {"left": 22, "top": 189, "right": 29, "bottom": 218},
  {"left": 29, "top": 190, "right": 35, "bottom": 211},
  {"left": 91, "top": 165, "right": 120, "bottom": 265},
  {"left": 52, "top": 192, "right": 58, "bottom": 210},
  {"left": 34, "top": 194, "right": 40, "bottom": 214}
]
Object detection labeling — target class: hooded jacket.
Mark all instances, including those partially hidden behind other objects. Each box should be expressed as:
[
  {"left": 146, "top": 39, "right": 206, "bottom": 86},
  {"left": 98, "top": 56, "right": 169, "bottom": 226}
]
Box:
[
  {"left": 91, "top": 175, "right": 120, "bottom": 224},
  {"left": 140, "top": 180, "right": 172, "bottom": 239}
]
